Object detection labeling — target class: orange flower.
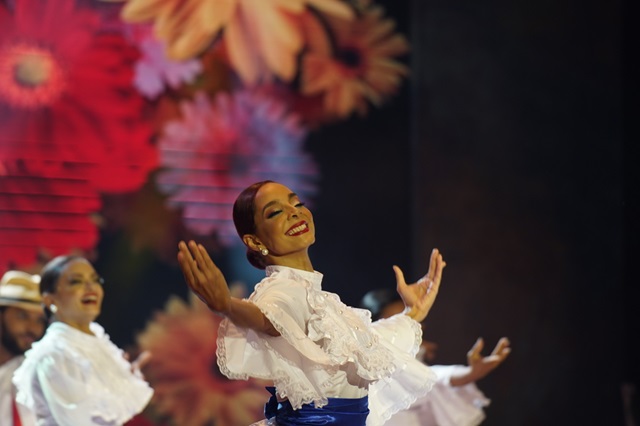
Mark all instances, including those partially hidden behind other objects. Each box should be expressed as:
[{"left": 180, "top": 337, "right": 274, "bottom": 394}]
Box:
[
  {"left": 301, "top": 5, "right": 409, "bottom": 118},
  {"left": 137, "top": 294, "right": 270, "bottom": 426},
  {"left": 121, "top": 0, "right": 353, "bottom": 83}
]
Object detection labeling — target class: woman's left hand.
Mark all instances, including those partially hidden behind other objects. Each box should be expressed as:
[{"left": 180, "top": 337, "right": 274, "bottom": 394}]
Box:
[{"left": 394, "top": 248, "right": 446, "bottom": 323}]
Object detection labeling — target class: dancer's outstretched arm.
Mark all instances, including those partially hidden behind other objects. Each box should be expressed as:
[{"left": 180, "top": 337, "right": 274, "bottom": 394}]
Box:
[{"left": 178, "top": 240, "right": 279, "bottom": 336}]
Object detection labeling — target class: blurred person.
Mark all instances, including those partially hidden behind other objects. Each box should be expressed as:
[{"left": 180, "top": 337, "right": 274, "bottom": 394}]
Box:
[
  {"left": 361, "top": 288, "right": 511, "bottom": 426},
  {"left": 178, "top": 180, "right": 446, "bottom": 426},
  {"left": 0, "top": 271, "right": 46, "bottom": 426},
  {"left": 13, "top": 255, "right": 153, "bottom": 425}
]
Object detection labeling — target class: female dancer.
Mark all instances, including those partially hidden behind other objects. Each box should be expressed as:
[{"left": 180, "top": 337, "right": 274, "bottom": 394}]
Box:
[
  {"left": 13, "top": 255, "right": 153, "bottom": 425},
  {"left": 178, "top": 180, "right": 446, "bottom": 425}
]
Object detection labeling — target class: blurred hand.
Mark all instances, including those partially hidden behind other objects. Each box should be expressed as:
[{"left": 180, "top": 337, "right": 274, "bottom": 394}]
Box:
[{"left": 466, "top": 337, "right": 511, "bottom": 381}]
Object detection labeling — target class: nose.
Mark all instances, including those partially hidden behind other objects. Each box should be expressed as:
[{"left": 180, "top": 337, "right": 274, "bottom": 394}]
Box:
[{"left": 286, "top": 204, "right": 300, "bottom": 217}]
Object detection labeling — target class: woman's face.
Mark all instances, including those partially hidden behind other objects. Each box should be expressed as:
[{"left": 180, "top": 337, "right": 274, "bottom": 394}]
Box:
[
  {"left": 251, "top": 182, "right": 316, "bottom": 258},
  {"left": 48, "top": 258, "right": 104, "bottom": 328}
]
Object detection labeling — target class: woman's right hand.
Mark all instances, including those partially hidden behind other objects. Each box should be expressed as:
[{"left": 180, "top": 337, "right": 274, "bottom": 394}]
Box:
[{"left": 177, "top": 240, "right": 231, "bottom": 314}]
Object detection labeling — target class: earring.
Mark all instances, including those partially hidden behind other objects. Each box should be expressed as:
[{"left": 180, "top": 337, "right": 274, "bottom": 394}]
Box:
[
  {"left": 49, "top": 304, "right": 58, "bottom": 314},
  {"left": 260, "top": 248, "right": 269, "bottom": 256}
]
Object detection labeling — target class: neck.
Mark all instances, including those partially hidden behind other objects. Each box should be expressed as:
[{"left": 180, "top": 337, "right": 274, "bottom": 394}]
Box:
[
  {"left": 268, "top": 251, "right": 314, "bottom": 272},
  {"left": 55, "top": 318, "right": 94, "bottom": 335}
]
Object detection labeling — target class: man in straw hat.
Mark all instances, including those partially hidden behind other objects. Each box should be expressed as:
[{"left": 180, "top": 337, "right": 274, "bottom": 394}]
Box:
[{"left": 0, "top": 271, "right": 46, "bottom": 426}]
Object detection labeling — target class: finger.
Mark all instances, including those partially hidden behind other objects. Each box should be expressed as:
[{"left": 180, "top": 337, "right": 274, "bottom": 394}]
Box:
[
  {"left": 425, "top": 270, "right": 440, "bottom": 298},
  {"left": 188, "top": 240, "right": 205, "bottom": 267},
  {"left": 177, "top": 254, "right": 196, "bottom": 285},
  {"left": 483, "top": 349, "right": 510, "bottom": 365},
  {"left": 468, "top": 337, "right": 484, "bottom": 358},
  {"left": 434, "top": 253, "right": 445, "bottom": 284},
  {"left": 427, "top": 249, "right": 438, "bottom": 281},
  {"left": 177, "top": 242, "right": 198, "bottom": 284},
  {"left": 492, "top": 337, "right": 511, "bottom": 356},
  {"left": 393, "top": 265, "right": 407, "bottom": 290},
  {"left": 198, "top": 243, "right": 217, "bottom": 272},
  {"left": 135, "top": 350, "right": 152, "bottom": 369}
]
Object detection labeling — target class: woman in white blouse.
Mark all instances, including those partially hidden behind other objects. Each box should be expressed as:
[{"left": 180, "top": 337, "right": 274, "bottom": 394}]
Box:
[
  {"left": 13, "top": 255, "right": 153, "bottom": 426},
  {"left": 178, "top": 180, "right": 446, "bottom": 426}
]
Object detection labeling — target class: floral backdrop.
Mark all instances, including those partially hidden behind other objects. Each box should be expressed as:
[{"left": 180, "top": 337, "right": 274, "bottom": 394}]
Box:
[{"left": 0, "top": 0, "right": 409, "bottom": 424}]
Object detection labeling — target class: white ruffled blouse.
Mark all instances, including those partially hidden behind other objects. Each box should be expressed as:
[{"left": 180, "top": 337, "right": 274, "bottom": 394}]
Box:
[
  {"left": 216, "top": 265, "right": 437, "bottom": 426},
  {"left": 13, "top": 322, "right": 153, "bottom": 426}
]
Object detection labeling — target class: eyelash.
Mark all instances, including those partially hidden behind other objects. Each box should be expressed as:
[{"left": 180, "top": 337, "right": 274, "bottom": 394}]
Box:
[{"left": 266, "top": 202, "right": 305, "bottom": 219}]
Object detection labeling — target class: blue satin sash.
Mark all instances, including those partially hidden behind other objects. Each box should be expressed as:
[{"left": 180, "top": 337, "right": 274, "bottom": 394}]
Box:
[{"left": 264, "top": 387, "right": 369, "bottom": 425}]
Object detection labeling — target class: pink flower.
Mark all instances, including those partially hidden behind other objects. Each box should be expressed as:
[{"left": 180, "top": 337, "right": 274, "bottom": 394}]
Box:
[
  {"left": 127, "top": 25, "right": 203, "bottom": 99},
  {"left": 137, "top": 295, "right": 269, "bottom": 426},
  {"left": 121, "top": 0, "right": 353, "bottom": 83},
  {"left": 301, "top": 4, "right": 409, "bottom": 118},
  {"left": 156, "top": 89, "right": 317, "bottom": 245}
]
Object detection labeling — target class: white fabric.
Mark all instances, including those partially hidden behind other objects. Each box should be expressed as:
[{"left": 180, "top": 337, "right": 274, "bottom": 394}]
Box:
[
  {"left": 0, "top": 356, "right": 37, "bottom": 426},
  {"left": 385, "top": 365, "right": 490, "bottom": 426},
  {"left": 217, "top": 265, "right": 436, "bottom": 426},
  {"left": 13, "top": 322, "right": 153, "bottom": 426}
]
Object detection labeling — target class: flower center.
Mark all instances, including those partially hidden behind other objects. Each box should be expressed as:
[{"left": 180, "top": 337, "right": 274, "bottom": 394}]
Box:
[
  {"left": 0, "top": 43, "right": 66, "bottom": 109},
  {"left": 14, "top": 53, "right": 53, "bottom": 87},
  {"left": 337, "top": 47, "right": 362, "bottom": 68}
]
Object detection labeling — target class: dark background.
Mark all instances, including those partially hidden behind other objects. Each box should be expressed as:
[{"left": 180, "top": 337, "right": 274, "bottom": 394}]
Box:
[{"left": 95, "top": 0, "right": 632, "bottom": 424}]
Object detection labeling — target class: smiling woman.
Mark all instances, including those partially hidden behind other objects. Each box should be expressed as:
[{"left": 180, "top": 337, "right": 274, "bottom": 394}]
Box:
[
  {"left": 12, "top": 256, "right": 153, "bottom": 426},
  {"left": 178, "top": 180, "right": 447, "bottom": 426}
]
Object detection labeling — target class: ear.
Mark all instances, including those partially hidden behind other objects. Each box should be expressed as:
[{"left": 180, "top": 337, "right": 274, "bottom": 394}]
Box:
[{"left": 242, "top": 234, "right": 263, "bottom": 253}]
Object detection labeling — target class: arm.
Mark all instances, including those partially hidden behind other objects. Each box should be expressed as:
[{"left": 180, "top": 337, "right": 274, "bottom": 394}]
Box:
[
  {"left": 394, "top": 248, "right": 446, "bottom": 322},
  {"left": 177, "top": 240, "right": 279, "bottom": 336},
  {"left": 449, "top": 337, "right": 511, "bottom": 386}
]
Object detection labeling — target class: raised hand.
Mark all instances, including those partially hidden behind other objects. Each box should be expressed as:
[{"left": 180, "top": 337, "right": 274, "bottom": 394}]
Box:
[
  {"left": 394, "top": 248, "right": 446, "bottom": 323},
  {"left": 177, "top": 240, "right": 231, "bottom": 314},
  {"left": 466, "top": 337, "right": 511, "bottom": 381}
]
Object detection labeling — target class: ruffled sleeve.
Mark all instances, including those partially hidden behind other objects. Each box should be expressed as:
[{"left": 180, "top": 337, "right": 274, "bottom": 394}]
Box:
[
  {"left": 366, "top": 314, "right": 437, "bottom": 426},
  {"left": 13, "top": 322, "right": 153, "bottom": 426}
]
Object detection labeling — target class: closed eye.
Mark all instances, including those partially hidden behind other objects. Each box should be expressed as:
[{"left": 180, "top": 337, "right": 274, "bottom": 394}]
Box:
[{"left": 267, "top": 210, "right": 282, "bottom": 219}]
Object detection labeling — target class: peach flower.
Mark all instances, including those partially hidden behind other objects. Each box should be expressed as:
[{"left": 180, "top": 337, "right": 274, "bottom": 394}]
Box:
[
  {"left": 120, "top": 0, "right": 353, "bottom": 83},
  {"left": 301, "top": 4, "right": 409, "bottom": 118}
]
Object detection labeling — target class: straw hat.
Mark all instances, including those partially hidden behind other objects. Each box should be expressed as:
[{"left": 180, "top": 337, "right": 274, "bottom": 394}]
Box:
[{"left": 0, "top": 271, "right": 43, "bottom": 312}]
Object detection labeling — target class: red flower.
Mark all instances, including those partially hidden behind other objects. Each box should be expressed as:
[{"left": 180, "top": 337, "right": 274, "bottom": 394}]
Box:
[
  {"left": 0, "top": 161, "right": 101, "bottom": 271},
  {"left": 0, "top": 0, "right": 157, "bottom": 193}
]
